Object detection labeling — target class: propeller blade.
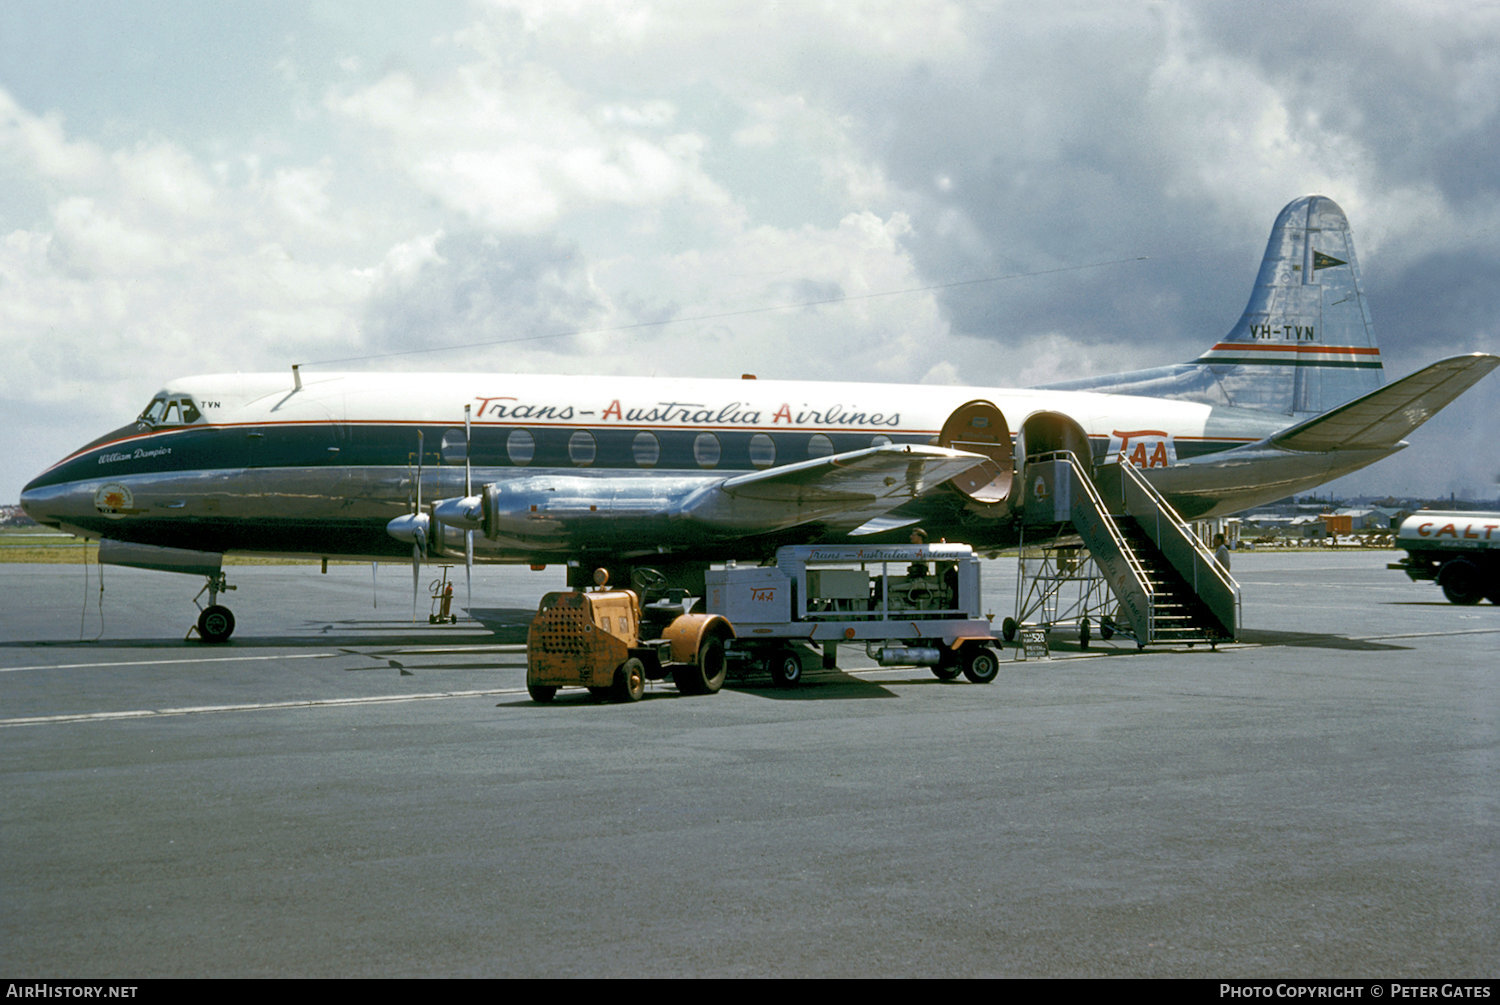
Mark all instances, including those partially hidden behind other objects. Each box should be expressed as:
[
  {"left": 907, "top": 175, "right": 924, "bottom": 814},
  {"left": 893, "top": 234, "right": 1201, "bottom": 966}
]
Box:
[
  {"left": 464, "top": 530, "right": 473, "bottom": 614},
  {"left": 411, "top": 541, "right": 422, "bottom": 621},
  {"left": 412, "top": 430, "right": 424, "bottom": 621},
  {"left": 464, "top": 404, "right": 473, "bottom": 614}
]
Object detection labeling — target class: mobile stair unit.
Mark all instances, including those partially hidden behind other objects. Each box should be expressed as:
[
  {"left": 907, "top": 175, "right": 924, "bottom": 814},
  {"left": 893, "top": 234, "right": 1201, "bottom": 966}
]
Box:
[{"left": 1010, "top": 451, "right": 1240, "bottom": 649}]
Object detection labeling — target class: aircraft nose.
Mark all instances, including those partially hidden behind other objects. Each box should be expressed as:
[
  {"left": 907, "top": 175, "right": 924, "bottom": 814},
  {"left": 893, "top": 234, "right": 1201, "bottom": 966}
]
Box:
[
  {"left": 19, "top": 470, "right": 87, "bottom": 529},
  {"left": 19, "top": 477, "right": 55, "bottom": 526}
]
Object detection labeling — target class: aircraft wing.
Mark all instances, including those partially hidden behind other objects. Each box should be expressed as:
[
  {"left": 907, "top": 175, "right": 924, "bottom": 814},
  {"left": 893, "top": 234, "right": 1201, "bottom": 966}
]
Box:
[
  {"left": 1271, "top": 353, "right": 1500, "bottom": 452},
  {"left": 698, "top": 443, "right": 990, "bottom": 532}
]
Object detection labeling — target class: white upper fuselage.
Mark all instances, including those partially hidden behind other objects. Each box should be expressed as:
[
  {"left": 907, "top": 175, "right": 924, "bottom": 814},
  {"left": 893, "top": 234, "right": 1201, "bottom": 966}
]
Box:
[{"left": 157, "top": 370, "right": 1225, "bottom": 441}]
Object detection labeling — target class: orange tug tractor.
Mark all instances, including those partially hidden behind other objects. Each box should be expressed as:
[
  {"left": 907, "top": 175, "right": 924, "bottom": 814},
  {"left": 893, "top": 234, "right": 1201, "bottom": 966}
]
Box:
[{"left": 525, "top": 570, "right": 733, "bottom": 703}]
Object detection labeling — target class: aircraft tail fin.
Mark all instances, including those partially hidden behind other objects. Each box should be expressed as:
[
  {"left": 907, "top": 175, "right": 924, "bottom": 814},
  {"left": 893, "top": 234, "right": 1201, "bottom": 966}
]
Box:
[
  {"left": 1043, "top": 195, "right": 1383, "bottom": 417},
  {"left": 1199, "top": 194, "right": 1381, "bottom": 415}
]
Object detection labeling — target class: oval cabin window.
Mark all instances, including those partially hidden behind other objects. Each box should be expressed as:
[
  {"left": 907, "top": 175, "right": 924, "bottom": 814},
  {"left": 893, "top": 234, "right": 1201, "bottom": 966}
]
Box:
[
  {"left": 506, "top": 429, "right": 535, "bottom": 466},
  {"left": 693, "top": 432, "right": 721, "bottom": 468},
  {"left": 749, "top": 433, "right": 776, "bottom": 469},
  {"left": 569, "top": 430, "right": 597, "bottom": 467},
  {"left": 633, "top": 431, "right": 660, "bottom": 468}
]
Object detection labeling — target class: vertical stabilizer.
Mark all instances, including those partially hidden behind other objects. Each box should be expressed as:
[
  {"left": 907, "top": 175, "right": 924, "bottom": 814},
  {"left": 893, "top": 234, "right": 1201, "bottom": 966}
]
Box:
[
  {"left": 1196, "top": 195, "right": 1382, "bottom": 415},
  {"left": 1040, "top": 195, "right": 1384, "bottom": 417}
]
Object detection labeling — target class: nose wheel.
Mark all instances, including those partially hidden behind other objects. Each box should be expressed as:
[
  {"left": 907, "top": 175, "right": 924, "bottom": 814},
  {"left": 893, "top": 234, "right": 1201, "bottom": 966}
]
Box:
[
  {"left": 196, "top": 605, "right": 236, "bottom": 643},
  {"left": 190, "top": 571, "right": 237, "bottom": 643}
]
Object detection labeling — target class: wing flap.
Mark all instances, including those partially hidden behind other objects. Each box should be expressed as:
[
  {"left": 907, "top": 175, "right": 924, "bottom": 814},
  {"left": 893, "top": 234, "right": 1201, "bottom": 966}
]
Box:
[{"left": 1271, "top": 353, "right": 1499, "bottom": 452}]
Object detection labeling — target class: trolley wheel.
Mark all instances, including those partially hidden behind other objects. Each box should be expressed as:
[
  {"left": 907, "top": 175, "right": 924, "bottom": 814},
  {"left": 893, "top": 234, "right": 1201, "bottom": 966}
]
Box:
[
  {"left": 1078, "top": 617, "right": 1091, "bottom": 650},
  {"left": 197, "top": 605, "right": 235, "bottom": 644},
  {"left": 1001, "top": 617, "right": 1018, "bottom": 643},
  {"left": 769, "top": 649, "right": 803, "bottom": 688},
  {"left": 932, "top": 644, "right": 962, "bottom": 680},
  {"left": 1099, "top": 616, "right": 1115, "bottom": 641},
  {"left": 961, "top": 644, "right": 999, "bottom": 684},
  {"left": 527, "top": 683, "right": 558, "bottom": 703}
]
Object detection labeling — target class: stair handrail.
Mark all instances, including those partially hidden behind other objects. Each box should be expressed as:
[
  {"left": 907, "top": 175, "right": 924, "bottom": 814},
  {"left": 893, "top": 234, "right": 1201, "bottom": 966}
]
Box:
[{"left": 1114, "top": 459, "right": 1241, "bottom": 638}]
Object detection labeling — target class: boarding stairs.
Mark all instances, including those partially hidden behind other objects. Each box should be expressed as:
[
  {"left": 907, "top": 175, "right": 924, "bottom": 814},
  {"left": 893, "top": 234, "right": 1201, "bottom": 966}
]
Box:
[{"left": 1015, "top": 451, "right": 1239, "bottom": 648}]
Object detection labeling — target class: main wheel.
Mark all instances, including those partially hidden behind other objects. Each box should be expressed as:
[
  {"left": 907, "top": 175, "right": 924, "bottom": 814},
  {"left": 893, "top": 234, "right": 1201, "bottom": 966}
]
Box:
[
  {"left": 961, "top": 644, "right": 999, "bottom": 684},
  {"left": 673, "top": 634, "right": 729, "bottom": 695},
  {"left": 769, "top": 648, "right": 802, "bottom": 688},
  {"left": 1440, "top": 560, "right": 1483, "bottom": 605},
  {"left": 613, "top": 658, "right": 646, "bottom": 702},
  {"left": 527, "top": 683, "right": 558, "bottom": 703},
  {"left": 197, "top": 605, "right": 235, "bottom": 644}
]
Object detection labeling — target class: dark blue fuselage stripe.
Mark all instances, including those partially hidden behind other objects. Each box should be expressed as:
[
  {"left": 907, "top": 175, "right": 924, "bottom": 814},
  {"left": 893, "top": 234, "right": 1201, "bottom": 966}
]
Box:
[{"left": 28, "top": 421, "right": 1247, "bottom": 489}]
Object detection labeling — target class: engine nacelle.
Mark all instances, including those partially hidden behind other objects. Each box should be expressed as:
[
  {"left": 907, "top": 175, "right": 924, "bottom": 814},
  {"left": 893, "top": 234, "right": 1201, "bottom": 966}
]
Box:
[{"left": 476, "top": 475, "right": 707, "bottom": 544}]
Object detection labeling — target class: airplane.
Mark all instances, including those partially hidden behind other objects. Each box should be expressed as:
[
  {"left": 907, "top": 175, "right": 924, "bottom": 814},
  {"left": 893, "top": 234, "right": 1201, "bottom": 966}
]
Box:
[{"left": 20, "top": 195, "right": 1498, "bottom": 642}]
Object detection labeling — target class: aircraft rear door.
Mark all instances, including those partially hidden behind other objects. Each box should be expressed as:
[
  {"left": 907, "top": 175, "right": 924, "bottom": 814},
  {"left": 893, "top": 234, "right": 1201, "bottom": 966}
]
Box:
[{"left": 938, "top": 399, "right": 1014, "bottom": 513}]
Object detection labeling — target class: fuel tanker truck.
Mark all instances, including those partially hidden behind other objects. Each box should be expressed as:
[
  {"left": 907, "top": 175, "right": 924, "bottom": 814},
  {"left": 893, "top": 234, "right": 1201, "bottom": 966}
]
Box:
[{"left": 1389, "top": 511, "right": 1500, "bottom": 605}]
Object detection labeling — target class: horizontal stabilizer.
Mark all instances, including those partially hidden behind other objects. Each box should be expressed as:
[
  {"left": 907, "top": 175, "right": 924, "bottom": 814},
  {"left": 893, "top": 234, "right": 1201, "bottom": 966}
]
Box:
[
  {"left": 1271, "top": 353, "right": 1499, "bottom": 452},
  {"left": 706, "top": 443, "right": 989, "bottom": 531}
]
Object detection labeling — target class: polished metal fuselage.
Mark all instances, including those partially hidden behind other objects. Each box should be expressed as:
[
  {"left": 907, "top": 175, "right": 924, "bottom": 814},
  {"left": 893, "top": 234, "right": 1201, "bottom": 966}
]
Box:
[{"left": 20, "top": 370, "right": 1393, "bottom": 565}]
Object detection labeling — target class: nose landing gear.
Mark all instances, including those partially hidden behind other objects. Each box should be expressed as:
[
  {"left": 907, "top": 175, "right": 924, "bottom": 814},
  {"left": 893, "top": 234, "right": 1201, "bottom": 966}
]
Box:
[{"left": 190, "top": 572, "right": 237, "bottom": 643}]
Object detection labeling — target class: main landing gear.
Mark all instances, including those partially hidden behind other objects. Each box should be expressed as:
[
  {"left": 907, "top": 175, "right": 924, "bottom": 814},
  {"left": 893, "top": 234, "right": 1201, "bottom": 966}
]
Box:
[{"left": 190, "top": 571, "right": 237, "bottom": 644}]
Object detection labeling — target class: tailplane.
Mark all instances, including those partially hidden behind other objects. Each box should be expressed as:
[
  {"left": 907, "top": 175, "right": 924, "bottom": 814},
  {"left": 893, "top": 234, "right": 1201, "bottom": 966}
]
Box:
[{"left": 1043, "top": 195, "right": 1383, "bottom": 416}]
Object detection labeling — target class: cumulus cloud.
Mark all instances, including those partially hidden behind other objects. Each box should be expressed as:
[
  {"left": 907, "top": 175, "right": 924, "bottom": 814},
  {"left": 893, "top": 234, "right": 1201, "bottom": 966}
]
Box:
[{"left": 358, "top": 230, "right": 607, "bottom": 363}]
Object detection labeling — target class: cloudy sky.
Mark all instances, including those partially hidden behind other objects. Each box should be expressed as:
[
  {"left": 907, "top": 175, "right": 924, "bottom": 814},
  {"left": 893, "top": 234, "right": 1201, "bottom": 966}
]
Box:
[{"left": 3, "top": 0, "right": 1497, "bottom": 505}]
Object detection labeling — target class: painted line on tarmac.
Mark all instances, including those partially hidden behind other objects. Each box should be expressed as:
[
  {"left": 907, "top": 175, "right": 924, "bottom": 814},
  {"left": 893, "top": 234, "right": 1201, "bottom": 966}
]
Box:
[
  {"left": 0, "top": 652, "right": 339, "bottom": 673},
  {"left": 0, "top": 687, "right": 520, "bottom": 727}
]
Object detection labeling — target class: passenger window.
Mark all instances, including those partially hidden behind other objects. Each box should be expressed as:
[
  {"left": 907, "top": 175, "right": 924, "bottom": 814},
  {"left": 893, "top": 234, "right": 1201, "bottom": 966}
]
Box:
[
  {"left": 808, "top": 434, "right": 834, "bottom": 459},
  {"left": 749, "top": 433, "right": 776, "bottom": 469},
  {"left": 693, "top": 433, "right": 721, "bottom": 468},
  {"left": 569, "top": 430, "right": 596, "bottom": 466},
  {"left": 507, "top": 429, "right": 535, "bottom": 466},
  {"left": 440, "top": 428, "right": 467, "bottom": 464},
  {"left": 871, "top": 434, "right": 891, "bottom": 447},
  {"left": 633, "top": 432, "right": 660, "bottom": 468}
]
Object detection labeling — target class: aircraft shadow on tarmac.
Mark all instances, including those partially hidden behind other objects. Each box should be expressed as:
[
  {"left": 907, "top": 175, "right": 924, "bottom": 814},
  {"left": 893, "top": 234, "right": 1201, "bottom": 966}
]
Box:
[
  {"left": 463, "top": 606, "right": 541, "bottom": 643},
  {"left": 1234, "top": 629, "right": 1410, "bottom": 651}
]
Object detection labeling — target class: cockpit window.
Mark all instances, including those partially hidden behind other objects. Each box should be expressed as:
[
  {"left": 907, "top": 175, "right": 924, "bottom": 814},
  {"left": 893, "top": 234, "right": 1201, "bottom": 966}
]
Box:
[{"left": 138, "top": 394, "right": 202, "bottom": 428}]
